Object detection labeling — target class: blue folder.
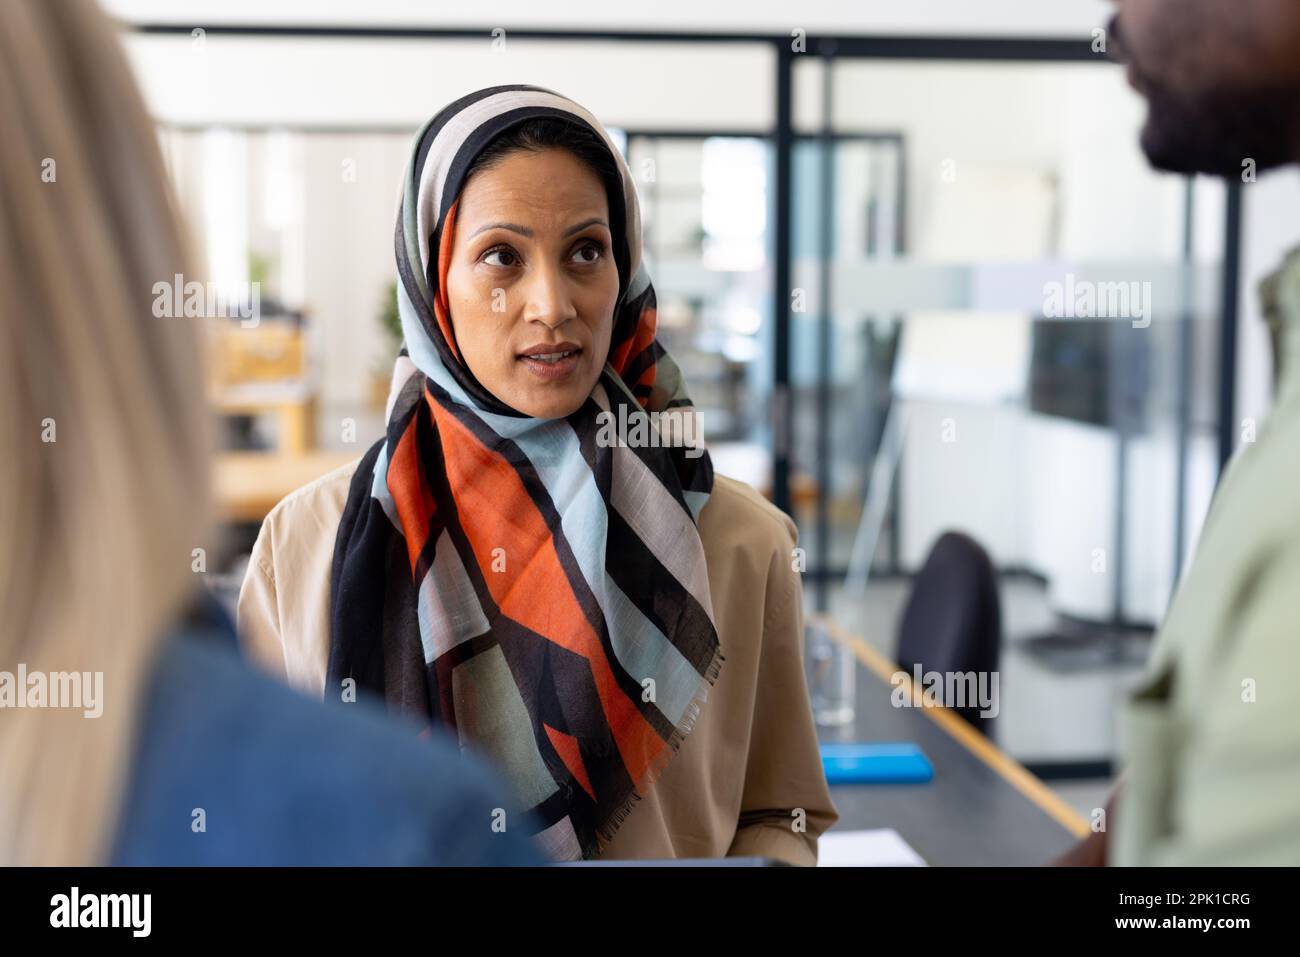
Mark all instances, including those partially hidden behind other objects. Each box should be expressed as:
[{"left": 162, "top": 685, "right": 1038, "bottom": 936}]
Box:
[{"left": 820, "top": 743, "right": 934, "bottom": 784}]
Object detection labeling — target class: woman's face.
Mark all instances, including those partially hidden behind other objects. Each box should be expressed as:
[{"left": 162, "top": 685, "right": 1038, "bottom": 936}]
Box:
[{"left": 445, "top": 147, "right": 621, "bottom": 419}]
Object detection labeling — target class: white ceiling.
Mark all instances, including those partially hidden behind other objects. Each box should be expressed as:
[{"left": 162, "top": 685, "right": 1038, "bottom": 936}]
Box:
[{"left": 103, "top": 0, "right": 1114, "bottom": 39}]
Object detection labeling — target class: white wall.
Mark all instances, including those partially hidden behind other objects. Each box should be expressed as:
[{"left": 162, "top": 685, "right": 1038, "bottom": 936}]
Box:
[{"left": 122, "top": 35, "right": 776, "bottom": 131}]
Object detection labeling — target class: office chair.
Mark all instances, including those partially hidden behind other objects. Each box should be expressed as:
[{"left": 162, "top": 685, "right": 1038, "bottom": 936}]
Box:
[{"left": 895, "top": 532, "right": 1001, "bottom": 733}]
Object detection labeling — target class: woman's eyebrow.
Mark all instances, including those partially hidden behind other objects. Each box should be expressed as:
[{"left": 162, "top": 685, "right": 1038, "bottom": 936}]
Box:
[
  {"left": 563, "top": 217, "right": 609, "bottom": 236},
  {"left": 468, "top": 217, "right": 608, "bottom": 239},
  {"left": 470, "top": 221, "right": 533, "bottom": 239}
]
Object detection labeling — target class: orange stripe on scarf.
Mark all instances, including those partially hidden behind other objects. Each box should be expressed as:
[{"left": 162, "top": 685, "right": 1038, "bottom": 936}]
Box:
[
  {"left": 428, "top": 391, "right": 666, "bottom": 787},
  {"left": 387, "top": 416, "right": 437, "bottom": 573},
  {"left": 433, "top": 198, "right": 461, "bottom": 364},
  {"left": 609, "top": 305, "right": 658, "bottom": 403}
]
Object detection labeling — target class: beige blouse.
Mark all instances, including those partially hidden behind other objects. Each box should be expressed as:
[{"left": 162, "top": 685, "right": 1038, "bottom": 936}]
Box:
[{"left": 236, "top": 461, "right": 837, "bottom": 864}]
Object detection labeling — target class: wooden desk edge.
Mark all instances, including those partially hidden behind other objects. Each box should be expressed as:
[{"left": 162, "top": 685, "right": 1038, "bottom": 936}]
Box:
[
  {"left": 213, "top": 451, "right": 360, "bottom": 523},
  {"left": 812, "top": 613, "right": 1090, "bottom": 840}
]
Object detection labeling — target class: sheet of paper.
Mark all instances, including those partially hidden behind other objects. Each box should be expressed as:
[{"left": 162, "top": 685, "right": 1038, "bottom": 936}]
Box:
[{"left": 817, "top": 828, "right": 927, "bottom": 867}]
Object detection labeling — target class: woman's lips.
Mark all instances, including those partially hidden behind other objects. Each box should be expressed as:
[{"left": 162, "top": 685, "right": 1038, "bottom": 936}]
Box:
[{"left": 518, "top": 347, "right": 582, "bottom": 382}]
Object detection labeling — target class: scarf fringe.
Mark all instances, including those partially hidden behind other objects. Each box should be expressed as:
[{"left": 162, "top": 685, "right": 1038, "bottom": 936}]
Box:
[{"left": 590, "top": 646, "right": 726, "bottom": 855}]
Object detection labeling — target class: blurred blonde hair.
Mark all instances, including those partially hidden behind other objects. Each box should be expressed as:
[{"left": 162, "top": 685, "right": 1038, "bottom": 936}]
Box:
[{"left": 0, "top": 0, "right": 211, "bottom": 864}]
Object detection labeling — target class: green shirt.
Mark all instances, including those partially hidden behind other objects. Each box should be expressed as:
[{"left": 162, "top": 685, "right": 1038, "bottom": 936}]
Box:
[{"left": 1113, "top": 247, "right": 1300, "bottom": 865}]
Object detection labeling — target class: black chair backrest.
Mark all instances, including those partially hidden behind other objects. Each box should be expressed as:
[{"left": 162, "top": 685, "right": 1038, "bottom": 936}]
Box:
[{"left": 896, "top": 532, "right": 1001, "bottom": 730}]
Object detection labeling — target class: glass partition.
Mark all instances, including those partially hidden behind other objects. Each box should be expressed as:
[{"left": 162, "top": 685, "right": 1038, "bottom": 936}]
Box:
[{"left": 793, "top": 57, "right": 1227, "bottom": 769}]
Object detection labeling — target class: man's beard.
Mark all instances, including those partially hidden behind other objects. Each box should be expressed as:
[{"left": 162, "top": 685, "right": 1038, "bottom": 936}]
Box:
[{"left": 1136, "top": 71, "right": 1300, "bottom": 177}]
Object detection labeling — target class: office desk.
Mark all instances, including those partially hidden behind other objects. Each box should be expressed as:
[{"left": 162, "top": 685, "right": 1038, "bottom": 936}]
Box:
[
  {"left": 214, "top": 450, "right": 358, "bottom": 523},
  {"left": 213, "top": 380, "right": 319, "bottom": 456},
  {"left": 815, "top": 617, "right": 1088, "bottom": 866}
]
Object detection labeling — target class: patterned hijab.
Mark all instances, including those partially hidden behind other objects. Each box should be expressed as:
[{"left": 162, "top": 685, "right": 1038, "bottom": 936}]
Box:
[{"left": 328, "top": 85, "right": 721, "bottom": 860}]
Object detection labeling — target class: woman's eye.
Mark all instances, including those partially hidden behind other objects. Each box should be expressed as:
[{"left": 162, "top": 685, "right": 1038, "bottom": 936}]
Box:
[
  {"left": 571, "top": 241, "right": 603, "bottom": 264},
  {"left": 482, "top": 246, "right": 519, "bottom": 267}
]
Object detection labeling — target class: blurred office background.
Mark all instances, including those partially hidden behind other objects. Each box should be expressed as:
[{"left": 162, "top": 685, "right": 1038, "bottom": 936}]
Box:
[{"left": 106, "top": 0, "right": 1298, "bottom": 834}]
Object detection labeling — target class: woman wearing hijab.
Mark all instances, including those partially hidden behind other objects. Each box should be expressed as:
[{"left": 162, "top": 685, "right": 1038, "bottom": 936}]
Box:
[{"left": 238, "top": 85, "right": 837, "bottom": 863}]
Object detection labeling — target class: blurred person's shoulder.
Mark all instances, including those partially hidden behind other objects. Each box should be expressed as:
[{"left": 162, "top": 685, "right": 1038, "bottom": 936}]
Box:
[
  {"left": 110, "top": 596, "right": 540, "bottom": 866},
  {"left": 1115, "top": 378, "right": 1300, "bottom": 864}
]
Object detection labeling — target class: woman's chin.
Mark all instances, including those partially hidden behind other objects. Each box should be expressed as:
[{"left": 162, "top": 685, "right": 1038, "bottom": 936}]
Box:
[{"left": 506, "top": 380, "right": 591, "bottom": 420}]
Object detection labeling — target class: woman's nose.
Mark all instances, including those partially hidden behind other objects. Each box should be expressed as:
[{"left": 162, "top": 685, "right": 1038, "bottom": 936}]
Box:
[{"left": 522, "top": 265, "right": 578, "bottom": 329}]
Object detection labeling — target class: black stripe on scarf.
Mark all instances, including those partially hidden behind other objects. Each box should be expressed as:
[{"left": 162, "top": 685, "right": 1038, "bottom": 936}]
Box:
[
  {"left": 426, "top": 378, "right": 682, "bottom": 745},
  {"left": 569, "top": 397, "right": 721, "bottom": 678}
]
